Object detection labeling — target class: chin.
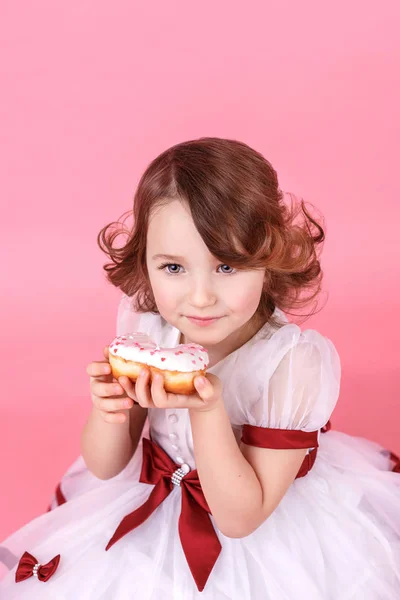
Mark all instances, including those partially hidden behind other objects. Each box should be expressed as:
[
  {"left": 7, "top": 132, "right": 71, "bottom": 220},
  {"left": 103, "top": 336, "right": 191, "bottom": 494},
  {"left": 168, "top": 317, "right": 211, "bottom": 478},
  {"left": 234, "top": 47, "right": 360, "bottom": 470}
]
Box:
[{"left": 185, "top": 326, "right": 229, "bottom": 344}]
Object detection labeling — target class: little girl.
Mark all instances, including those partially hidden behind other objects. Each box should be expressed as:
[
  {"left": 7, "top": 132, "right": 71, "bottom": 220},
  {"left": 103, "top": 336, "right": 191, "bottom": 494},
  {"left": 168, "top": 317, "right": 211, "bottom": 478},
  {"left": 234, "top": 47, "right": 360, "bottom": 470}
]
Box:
[{"left": 1, "top": 137, "right": 399, "bottom": 599}]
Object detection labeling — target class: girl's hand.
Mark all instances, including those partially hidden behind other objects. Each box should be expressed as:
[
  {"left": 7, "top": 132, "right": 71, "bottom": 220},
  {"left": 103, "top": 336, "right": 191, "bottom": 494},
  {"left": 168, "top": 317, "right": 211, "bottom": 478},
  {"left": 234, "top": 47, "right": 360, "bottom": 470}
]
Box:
[
  {"left": 86, "top": 346, "right": 135, "bottom": 424},
  {"left": 118, "top": 368, "right": 223, "bottom": 413}
]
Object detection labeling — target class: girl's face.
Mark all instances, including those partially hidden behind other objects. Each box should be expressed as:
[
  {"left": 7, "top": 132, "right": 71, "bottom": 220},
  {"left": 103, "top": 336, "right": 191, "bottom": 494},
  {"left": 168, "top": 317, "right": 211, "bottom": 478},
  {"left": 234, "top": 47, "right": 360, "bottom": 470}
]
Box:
[{"left": 146, "top": 199, "right": 266, "bottom": 348}]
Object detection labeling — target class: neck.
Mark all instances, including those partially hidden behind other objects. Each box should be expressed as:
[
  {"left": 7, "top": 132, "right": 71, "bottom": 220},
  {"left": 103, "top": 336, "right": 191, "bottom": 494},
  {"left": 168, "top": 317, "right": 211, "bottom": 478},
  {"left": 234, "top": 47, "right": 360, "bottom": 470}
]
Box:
[{"left": 179, "top": 313, "right": 267, "bottom": 368}]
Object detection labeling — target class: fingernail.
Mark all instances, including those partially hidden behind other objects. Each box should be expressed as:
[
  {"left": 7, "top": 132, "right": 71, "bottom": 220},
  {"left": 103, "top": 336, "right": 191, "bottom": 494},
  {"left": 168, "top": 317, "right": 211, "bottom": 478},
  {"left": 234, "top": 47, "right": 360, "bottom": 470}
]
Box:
[{"left": 124, "top": 400, "right": 131, "bottom": 408}]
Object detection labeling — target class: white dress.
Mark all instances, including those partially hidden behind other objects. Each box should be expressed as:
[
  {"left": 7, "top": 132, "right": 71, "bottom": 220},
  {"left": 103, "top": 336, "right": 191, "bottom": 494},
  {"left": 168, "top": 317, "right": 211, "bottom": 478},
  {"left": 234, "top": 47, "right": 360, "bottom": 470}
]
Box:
[{"left": 1, "top": 294, "right": 399, "bottom": 599}]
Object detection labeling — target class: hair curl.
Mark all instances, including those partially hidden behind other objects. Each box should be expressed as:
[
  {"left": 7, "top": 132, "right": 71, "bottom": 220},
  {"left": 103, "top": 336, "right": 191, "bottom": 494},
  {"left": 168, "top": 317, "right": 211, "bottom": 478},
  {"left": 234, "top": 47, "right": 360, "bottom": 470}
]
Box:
[{"left": 97, "top": 137, "right": 326, "bottom": 329}]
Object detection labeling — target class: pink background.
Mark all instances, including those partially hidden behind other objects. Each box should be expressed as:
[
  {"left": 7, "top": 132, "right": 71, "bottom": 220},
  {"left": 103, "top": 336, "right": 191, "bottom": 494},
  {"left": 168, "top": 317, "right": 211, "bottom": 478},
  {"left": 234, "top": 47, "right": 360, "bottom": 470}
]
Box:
[{"left": 1, "top": 1, "right": 399, "bottom": 541}]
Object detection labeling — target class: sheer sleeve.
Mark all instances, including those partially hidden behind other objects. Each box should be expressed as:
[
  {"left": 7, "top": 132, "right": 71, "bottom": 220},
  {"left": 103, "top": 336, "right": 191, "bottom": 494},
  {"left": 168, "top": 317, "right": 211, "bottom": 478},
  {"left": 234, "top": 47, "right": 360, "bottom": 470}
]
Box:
[
  {"left": 116, "top": 294, "right": 142, "bottom": 336},
  {"left": 240, "top": 328, "right": 341, "bottom": 451}
]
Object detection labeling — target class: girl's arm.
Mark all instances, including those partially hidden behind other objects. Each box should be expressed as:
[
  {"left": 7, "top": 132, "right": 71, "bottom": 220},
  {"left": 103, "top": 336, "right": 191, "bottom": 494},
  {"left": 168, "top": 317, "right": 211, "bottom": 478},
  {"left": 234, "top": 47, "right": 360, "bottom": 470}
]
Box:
[
  {"left": 81, "top": 404, "right": 148, "bottom": 480},
  {"left": 189, "top": 399, "right": 307, "bottom": 538}
]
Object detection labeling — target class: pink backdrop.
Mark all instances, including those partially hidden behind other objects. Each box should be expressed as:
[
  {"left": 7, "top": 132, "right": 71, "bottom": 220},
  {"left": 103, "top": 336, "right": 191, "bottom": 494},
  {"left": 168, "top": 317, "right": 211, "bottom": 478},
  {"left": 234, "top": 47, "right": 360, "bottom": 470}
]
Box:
[{"left": 1, "top": 1, "right": 399, "bottom": 541}]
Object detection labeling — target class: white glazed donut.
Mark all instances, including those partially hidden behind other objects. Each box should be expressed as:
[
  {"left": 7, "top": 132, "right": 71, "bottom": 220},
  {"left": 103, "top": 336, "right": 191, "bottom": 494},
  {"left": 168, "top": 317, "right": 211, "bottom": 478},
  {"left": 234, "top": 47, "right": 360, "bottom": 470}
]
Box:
[{"left": 108, "top": 332, "right": 209, "bottom": 395}]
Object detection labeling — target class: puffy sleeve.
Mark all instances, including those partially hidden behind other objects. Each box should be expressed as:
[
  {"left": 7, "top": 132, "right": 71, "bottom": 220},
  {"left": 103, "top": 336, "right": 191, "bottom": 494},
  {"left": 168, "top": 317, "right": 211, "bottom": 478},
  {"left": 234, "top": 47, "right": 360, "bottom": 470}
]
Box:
[
  {"left": 241, "top": 327, "right": 341, "bottom": 449},
  {"left": 116, "top": 294, "right": 142, "bottom": 336}
]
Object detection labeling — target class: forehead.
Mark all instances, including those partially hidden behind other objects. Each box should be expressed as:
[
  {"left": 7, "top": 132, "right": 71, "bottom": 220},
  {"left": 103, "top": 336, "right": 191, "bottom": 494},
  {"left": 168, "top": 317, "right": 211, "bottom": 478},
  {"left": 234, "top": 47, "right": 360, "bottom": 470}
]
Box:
[
  {"left": 146, "top": 198, "right": 247, "bottom": 263},
  {"left": 147, "top": 199, "right": 204, "bottom": 251}
]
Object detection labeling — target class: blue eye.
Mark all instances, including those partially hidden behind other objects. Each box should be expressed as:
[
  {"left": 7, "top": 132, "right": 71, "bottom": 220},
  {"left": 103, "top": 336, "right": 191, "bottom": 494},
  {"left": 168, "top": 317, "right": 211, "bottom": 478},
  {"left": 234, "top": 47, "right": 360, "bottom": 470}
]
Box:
[
  {"left": 158, "top": 263, "right": 182, "bottom": 274},
  {"left": 157, "top": 262, "right": 236, "bottom": 275},
  {"left": 218, "top": 264, "right": 235, "bottom": 274}
]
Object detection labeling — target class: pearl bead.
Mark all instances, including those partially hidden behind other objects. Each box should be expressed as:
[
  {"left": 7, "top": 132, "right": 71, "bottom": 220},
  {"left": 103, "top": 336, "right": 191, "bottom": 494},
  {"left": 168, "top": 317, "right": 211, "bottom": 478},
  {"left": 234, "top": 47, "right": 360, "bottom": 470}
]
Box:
[{"left": 171, "top": 463, "right": 191, "bottom": 486}]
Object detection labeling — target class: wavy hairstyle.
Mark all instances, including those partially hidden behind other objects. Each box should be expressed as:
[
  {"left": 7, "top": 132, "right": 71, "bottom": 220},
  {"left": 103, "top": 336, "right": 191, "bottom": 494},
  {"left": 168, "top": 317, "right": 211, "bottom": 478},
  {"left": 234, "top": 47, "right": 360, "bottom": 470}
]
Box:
[{"left": 97, "top": 137, "right": 326, "bottom": 329}]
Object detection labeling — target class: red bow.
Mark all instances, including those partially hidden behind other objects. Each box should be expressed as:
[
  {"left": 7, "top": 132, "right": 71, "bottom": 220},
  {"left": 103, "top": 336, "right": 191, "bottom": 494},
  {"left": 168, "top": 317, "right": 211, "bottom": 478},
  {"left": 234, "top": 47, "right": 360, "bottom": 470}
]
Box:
[
  {"left": 105, "top": 437, "right": 222, "bottom": 592},
  {"left": 15, "top": 551, "right": 60, "bottom": 583},
  {"left": 389, "top": 450, "right": 400, "bottom": 473}
]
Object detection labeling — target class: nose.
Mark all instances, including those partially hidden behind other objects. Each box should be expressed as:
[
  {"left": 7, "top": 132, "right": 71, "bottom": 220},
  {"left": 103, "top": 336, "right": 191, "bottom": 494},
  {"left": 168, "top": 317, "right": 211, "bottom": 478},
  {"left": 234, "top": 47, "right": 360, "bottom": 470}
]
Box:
[{"left": 188, "top": 275, "right": 217, "bottom": 308}]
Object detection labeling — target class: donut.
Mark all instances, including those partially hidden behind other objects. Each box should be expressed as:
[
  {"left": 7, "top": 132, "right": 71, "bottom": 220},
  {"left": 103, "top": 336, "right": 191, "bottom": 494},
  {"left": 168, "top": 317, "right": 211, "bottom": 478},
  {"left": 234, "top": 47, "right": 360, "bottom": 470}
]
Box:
[{"left": 108, "top": 332, "right": 209, "bottom": 395}]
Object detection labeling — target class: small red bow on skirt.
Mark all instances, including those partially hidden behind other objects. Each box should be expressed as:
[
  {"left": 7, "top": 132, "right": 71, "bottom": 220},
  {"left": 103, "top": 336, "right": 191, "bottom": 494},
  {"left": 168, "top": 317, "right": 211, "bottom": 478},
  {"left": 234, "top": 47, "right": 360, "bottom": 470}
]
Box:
[{"left": 15, "top": 550, "right": 60, "bottom": 583}]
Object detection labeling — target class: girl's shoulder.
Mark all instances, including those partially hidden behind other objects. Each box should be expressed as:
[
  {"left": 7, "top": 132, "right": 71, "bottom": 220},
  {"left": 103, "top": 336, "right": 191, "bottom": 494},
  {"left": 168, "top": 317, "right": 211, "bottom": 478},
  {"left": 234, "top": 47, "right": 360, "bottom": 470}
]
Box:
[
  {"left": 211, "top": 309, "right": 342, "bottom": 431},
  {"left": 116, "top": 294, "right": 141, "bottom": 335},
  {"left": 260, "top": 309, "right": 341, "bottom": 374},
  {"left": 116, "top": 294, "right": 179, "bottom": 347}
]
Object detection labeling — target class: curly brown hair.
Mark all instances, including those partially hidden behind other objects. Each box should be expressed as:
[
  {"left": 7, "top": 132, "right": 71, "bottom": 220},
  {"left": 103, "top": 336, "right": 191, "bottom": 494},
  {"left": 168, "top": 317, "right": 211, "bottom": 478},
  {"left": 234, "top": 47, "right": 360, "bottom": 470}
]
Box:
[{"left": 97, "top": 137, "right": 326, "bottom": 329}]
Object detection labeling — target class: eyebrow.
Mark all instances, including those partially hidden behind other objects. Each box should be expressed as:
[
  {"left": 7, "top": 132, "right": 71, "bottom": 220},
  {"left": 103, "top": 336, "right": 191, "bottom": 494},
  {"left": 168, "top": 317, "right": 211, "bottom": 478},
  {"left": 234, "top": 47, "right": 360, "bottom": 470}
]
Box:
[{"left": 151, "top": 253, "right": 186, "bottom": 262}]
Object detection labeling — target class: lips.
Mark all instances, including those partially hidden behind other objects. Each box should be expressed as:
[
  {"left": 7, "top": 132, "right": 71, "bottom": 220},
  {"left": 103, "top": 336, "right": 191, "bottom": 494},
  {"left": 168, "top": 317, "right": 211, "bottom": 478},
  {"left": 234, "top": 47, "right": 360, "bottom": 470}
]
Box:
[
  {"left": 187, "top": 316, "right": 220, "bottom": 321},
  {"left": 186, "top": 315, "right": 223, "bottom": 327}
]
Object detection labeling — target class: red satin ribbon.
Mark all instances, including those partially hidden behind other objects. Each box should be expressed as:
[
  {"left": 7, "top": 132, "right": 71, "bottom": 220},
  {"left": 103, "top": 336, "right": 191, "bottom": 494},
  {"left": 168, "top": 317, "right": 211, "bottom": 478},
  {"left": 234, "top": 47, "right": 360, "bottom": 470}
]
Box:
[
  {"left": 241, "top": 420, "right": 334, "bottom": 479},
  {"left": 105, "top": 437, "right": 222, "bottom": 592},
  {"left": 47, "top": 482, "right": 67, "bottom": 512},
  {"left": 241, "top": 424, "right": 320, "bottom": 450},
  {"left": 389, "top": 450, "right": 400, "bottom": 473},
  {"left": 15, "top": 551, "right": 60, "bottom": 583},
  {"left": 321, "top": 420, "right": 332, "bottom": 433}
]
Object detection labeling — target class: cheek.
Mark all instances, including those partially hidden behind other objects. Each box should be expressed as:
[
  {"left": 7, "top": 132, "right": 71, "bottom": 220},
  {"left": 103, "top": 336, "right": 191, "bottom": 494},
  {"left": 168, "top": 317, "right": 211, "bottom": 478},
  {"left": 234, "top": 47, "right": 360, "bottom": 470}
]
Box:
[
  {"left": 227, "top": 277, "right": 264, "bottom": 311},
  {"left": 233, "top": 291, "right": 261, "bottom": 313},
  {"left": 150, "top": 278, "right": 177, "bottom": 309}
]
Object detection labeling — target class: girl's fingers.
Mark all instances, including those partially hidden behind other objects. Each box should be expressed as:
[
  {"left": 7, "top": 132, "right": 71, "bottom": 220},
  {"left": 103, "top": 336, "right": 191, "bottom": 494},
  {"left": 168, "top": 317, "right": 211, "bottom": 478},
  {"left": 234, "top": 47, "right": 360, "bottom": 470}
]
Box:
[
  {"left": 91, "top": 380, "right": 124, "bottom": 398},
  {"left": 151, "top": 374, "right": 205, "bottom": 409},
  {"left": 118, "top": 376, "right": 139, "bottom": 403},
  {"left": 135, "top": 368, "right": 154, "bottom": 408},
  {"left": 97, "top": 397, "right": 133, "bottom": 412},
  {"left": 150, "top": 373, "right": 168, "bottom": 407},
  {"left": 86, "top": 361, "right": 111, "bottom": 378},
  {"left": 100, "top": 410, "right": 128, "bottom": 424}
]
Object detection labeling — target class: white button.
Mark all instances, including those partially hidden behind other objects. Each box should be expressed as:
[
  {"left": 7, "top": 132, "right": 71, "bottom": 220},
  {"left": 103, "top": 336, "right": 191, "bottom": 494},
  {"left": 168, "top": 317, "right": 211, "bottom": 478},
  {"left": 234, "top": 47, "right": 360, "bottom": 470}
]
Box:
[
  {"left": 176, "top": 456, "right": 185, "bottom": 464},
  {"left": 168, "top": 414, "right": 178, "bottom": 424},
  {"left": 181, "top": 463, "right": 190, "bottom": 474},
  {"left": 171, "top": 444, "right": 180, "bottom": 450},
  {"left": 169, "top": 433, "right": 178, "bottom": 441}
]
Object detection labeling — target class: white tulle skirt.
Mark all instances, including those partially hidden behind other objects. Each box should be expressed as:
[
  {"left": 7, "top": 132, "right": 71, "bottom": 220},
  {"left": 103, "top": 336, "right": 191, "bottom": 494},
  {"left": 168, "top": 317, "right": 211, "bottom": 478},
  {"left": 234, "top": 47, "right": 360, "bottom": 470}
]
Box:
[{"left": 1, "top": 428, "right": 400, "bottom": 600}]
